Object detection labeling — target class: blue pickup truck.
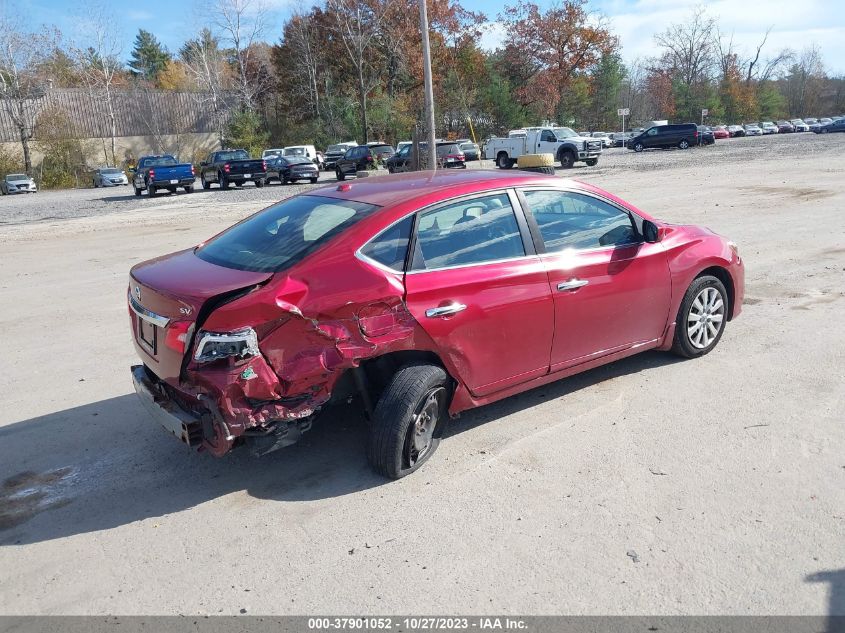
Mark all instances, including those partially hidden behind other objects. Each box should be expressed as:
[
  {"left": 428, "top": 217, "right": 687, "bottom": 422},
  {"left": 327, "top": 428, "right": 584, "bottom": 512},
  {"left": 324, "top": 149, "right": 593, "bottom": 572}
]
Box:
[{"left": 131, "top": 155, "right": 196, "bottom": 197}]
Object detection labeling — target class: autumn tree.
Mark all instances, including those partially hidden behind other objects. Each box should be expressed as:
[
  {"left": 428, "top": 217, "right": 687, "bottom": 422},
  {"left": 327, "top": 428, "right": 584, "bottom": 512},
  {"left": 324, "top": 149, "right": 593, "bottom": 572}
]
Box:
[
  {"left": 500, "top": 0, "right": 617, "bottom": 122},
  {"left": 180, "top": 28, "right": 231, "bottom": 147}
]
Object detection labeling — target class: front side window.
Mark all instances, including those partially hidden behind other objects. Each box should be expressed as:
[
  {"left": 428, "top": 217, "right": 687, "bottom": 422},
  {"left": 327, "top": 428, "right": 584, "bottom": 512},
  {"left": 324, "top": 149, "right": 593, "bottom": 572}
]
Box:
[
  {"left": 359, "top": 215, "right": 413, "bottom": 271},
  {"left": 540, "top": 130, "right": 556, "bottom": 142},
  {"left": 412, "top": 194, "right": 525, "bottom": 270},
  {"left": 196, "top": 195, "right": 378, "bottom": 273},
  {"left": 522, "top": 190, "right": 638, "bottom": 252}
]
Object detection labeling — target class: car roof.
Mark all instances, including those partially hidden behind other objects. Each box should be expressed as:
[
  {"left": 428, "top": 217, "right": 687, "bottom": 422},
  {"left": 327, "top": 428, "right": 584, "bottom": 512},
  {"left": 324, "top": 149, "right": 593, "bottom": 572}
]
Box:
[{"left": 311, "top": 169, "right": 581, "bottom": 207}]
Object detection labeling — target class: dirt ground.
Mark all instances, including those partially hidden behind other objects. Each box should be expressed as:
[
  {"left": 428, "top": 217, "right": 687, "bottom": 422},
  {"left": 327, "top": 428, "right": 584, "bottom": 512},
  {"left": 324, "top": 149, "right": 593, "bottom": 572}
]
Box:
[{"left": 0, "top": 133, "right": 843, "bottom": 616}]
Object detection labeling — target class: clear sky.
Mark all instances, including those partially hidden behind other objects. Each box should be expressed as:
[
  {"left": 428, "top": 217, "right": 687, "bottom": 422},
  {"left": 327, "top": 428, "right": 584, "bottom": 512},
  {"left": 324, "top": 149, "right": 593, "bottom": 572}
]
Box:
[{"left": 12, "top": 0, "right": 845, "bottom": 74}]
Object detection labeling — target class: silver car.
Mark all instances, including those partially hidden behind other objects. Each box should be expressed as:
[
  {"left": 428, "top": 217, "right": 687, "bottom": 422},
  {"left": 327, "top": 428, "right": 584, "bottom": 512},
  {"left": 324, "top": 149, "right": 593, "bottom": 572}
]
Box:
[
  {"left": 93, "top": 167, "right": 129, "bottom": 187},
  {"left": 1, "top": 173, "right": 38, "bottom": 194}
]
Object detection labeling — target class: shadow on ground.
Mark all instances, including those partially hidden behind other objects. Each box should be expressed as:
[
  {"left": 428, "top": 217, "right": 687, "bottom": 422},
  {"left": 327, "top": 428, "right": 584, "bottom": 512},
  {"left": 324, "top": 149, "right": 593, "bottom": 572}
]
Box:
[
  {"left": 807, "top": 568, "right": 845, "bottom": 628},
  {"left": 0, "top": 351, "right": 680, "bottom": 545}
]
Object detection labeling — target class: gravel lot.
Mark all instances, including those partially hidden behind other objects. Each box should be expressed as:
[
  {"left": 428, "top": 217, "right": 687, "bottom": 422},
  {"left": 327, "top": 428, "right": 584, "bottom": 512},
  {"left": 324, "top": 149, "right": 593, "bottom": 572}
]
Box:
[{"left": 0, "top": 132, "right": 843, "bottom": 616}]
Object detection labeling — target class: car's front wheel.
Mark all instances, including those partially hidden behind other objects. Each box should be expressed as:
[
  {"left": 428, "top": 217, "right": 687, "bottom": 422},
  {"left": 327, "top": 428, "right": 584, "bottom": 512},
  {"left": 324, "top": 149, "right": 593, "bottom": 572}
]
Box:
[
  {"left": 367, "top": 363, "right": 450, "bottom": 479},
  {"left": 679, "top": 139, "right": 690, "bottom": 149},
  {"left": 672, "top": 275, "right": 728, "bottom": 358}
]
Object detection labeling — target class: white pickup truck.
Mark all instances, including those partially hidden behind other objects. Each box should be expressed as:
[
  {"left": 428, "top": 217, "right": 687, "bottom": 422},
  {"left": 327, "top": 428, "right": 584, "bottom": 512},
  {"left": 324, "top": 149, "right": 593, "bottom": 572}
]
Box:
[{"left": 484, "top": 127, "right": 603, "bottom": 169}]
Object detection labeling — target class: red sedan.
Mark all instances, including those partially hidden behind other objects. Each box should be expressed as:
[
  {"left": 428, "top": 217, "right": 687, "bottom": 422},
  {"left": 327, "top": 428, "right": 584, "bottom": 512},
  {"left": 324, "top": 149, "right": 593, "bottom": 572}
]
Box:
[
  {"left": 711, "top": 125, "right": 730, "bottom": 139},
  {"left": 129, "top": 170, "right": 744, "bottom": 478}
]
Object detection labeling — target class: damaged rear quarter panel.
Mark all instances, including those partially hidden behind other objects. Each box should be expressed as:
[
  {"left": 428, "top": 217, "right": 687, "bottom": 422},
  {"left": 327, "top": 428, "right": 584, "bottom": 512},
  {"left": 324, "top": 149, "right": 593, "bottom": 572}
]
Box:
[{"left": 188, "top": 224, "right": 443, "bottom": 435}]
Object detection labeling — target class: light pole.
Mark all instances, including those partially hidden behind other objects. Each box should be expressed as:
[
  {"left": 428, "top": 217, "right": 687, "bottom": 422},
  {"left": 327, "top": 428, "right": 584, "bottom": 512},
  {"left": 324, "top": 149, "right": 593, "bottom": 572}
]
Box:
[{"left": 419, "top": 0, "right": 437, "bottom": 171}]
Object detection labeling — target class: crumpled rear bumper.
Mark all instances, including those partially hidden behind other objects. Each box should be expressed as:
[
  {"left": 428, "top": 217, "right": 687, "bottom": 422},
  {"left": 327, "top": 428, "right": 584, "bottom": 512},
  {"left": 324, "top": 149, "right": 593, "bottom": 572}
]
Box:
[{"left": 132, "top": 365, "right": 203, "bottom": 446}]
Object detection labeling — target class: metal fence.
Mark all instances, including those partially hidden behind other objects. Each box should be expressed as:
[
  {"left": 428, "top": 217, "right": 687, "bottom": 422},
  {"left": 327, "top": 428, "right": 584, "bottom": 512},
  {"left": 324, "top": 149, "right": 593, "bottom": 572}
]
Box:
[{"left": 0, "top": 89, "right": 228, "bottom": 142}]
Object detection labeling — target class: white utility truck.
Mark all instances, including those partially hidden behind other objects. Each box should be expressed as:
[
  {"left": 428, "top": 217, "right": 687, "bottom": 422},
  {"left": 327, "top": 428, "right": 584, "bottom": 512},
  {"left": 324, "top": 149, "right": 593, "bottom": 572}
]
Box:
[{"left": 483, "top": 127, "right": 603, "bottom": 169}]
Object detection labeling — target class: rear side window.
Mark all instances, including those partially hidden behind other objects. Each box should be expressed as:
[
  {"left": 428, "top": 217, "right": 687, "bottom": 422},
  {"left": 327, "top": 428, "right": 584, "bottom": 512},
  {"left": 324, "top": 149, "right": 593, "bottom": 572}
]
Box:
[
  {"left": 359, "top": 215, "right": 413, "bottom": 271},
  {"left": 522, "top": 190, "right": 638, "bottom": 251},
  {"left": 196, "top": 195, "right": 378, "bottom": 272},
  {"left": 412, "top": 193, "right": 525, "bottom": 270}
]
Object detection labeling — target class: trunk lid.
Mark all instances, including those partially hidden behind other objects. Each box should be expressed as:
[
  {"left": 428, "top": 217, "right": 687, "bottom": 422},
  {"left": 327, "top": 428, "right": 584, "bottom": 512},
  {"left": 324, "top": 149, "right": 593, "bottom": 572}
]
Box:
[{"left": 129, "top": 249, "right": 272, "bottom": 383}]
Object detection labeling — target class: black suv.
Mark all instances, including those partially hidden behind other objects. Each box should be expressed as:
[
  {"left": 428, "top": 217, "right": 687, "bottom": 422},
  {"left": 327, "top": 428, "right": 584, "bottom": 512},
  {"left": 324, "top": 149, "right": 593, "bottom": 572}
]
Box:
[
  {"left": 335, "top": 144, "right": 395, "bottom": 180},
  {"left": 628, "top": 123, "right": 699, "bottom": 152}
]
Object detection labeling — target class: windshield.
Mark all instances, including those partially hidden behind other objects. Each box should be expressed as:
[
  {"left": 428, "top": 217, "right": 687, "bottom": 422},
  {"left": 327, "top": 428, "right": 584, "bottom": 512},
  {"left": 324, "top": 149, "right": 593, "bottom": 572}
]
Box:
[
  {"left": 196, "top": 195, "right": 378, "bottom": 273},
  {"left": 263, "top": 149, "right": 283, "bottom": 157},
  {"left": 102, "top": 168, "right": 122, "bottom": 174},
  {"left": 553, "top": 127, "right": 578, "bottom": 138},
  {"left": 216, "top": 150, "right": 250, "bottom": 162},
  {"left": 327, "top": 145, "right": 349, "bottom": 153},
  {"left": 7, "top": 174, "right": 27, "bottom": 180},
  {"left": 821, "top": 118, "right": 832, "bottom": 123},
  {"left": 284, "top": 147, "right": 305, "bottom": 155}
]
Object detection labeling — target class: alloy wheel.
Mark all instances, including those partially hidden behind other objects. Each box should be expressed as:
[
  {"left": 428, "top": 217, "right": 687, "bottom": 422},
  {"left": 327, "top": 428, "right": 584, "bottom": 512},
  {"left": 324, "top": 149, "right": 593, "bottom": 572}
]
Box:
[{"left": 687, "top": 287, "right": 725, "bottom": 349}]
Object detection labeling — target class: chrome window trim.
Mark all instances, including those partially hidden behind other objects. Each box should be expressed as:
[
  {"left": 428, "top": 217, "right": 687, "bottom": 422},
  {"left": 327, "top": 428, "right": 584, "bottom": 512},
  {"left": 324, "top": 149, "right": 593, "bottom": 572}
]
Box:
[
  {"left": 405, "top": 253, "right": 538, "bottom": 275},
  {"left": 129, "top": 292, "right": 170, "bottom": 328}
]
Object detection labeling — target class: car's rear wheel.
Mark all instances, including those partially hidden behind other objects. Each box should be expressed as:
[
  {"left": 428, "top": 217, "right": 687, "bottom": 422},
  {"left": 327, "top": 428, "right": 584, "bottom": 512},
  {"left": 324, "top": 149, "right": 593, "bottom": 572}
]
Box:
[
  {"left": 201, "top": 174, "right": 210, "bottom": 190},
  {"left": 146, "top": 181, "right": 156, "bottom": 197},
  {"left": 184, "top": 185, "right": 194, "bottom": 193},
  {"left": 679, "top": 139, "right": 690, "bottom": 149},
  {"left": 133, "top": 186, "right": 141, "bottom": 196},
  {"left": 255, "top": 179, "right": 264, "bottom": 188},
  {"left": 219, "top": 172, "right": 229, "bottom": 189},
  {"left": 310, "top": 177, "right": 318, "bottom": 184},
  {"left": 672, "top": 275, "right": 728, "bottom": 358},
  {"left": 336, "top": 168, "right": 345, "bottom": 181},
  {"left": 367, "top": 363, "right": 450, "bottom": 479},
  {"left": 496, "top": 152, "right": 512, "bottom": 169}
]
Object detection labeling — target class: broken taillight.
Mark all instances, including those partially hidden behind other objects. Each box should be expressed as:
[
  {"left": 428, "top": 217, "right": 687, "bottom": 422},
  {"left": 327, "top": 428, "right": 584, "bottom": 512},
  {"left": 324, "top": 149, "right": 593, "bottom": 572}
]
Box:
[{"left": 165, "top": 321, "right": 192, "bottom": 354}]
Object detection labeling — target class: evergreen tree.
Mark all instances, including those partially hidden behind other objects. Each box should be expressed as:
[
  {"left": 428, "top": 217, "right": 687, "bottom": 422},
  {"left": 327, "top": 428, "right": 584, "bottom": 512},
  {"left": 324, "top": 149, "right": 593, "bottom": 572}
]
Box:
[{"left": 128, "top": 29, "right": 171, "bottom": 82}]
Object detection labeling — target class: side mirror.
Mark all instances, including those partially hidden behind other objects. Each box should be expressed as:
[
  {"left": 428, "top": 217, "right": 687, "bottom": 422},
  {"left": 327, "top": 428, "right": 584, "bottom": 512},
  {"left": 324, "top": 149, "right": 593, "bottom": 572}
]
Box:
[
  {"left": 199, "top": 161, "right": 208, "bottom": 167},
  {"left": 642, "top": 220, "right": 661, "bottom": 243}
]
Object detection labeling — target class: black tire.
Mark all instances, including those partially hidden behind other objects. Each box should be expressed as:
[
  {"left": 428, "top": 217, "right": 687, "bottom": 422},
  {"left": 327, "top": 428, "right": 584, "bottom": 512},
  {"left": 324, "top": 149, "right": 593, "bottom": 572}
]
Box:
[
  {"left": 219, "top": 172, "right": 229, "bottom": 190},
  {"left": 671, "top": 275, "right": 729, "bottom": 359},
  {"left": 520, "top": 165, "right": 556, "bottom": 175},
  {"left": 679, "top": 139, "right": 690, "bottom": 149},
  {"left": 93, "top": 179, "right": 98, "bottom": 188},
  {"left": 310, "top": 177, "right": 318, "bottom": 184},
  {"left": 336, "top": 168, "right": 346, "bottom": 181},
  {"left": 184, "top": 185, "right": 194, "bottom": 193},
  {"left": 367, "top": 363, "right": 450, "bottom": 479},
  {"left": 146, "top": 181, "right": 156, "bottom": 197},
  {"left": 822, "top": 128, "right": 829, "bottom": 134},
  {"left": 201, "top": 175, "right": 210, "bottom": 190},
  {"left": 281, "top": 175, "right": 289, "bottom": 185},
  {"left": 558, "top": 150, "right": 575, "bottom": 168},
  {"left": 496, "top": 152, "right": 512, "bottom": 169},
  {"left": 634, "top": 142, "right": 644, "bottom": 152},
  {"left": 585, "top": 158, "right": 598, "bottom": 167},
  {"left": 133, "top": 186, "right": 142, "bottom": 197},
  {"left": 255, "top": 179, "right": 264, "bottom": 188}
]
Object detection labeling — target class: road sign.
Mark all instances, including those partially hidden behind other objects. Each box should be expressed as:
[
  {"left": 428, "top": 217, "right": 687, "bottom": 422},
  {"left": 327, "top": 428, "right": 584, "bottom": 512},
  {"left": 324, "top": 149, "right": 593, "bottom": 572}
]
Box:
[
  {"left": 701, "top": 108, "right": 709, "bottom": 116},
  {"left": 618, "top": 108, "right": 630, "bottom": 116}
]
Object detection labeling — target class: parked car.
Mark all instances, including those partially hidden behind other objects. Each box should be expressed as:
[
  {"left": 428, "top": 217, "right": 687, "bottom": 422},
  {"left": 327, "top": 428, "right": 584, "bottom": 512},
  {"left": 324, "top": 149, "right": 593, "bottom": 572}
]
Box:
[
  {"left": 367, "top": 142, "right": 396, "bottom": 163},
  {"left": 128, "top": 169, "right": 745, "bottom": 478},
  {"left": 131, "top": 155, "right": 195, "bottom": 197},
  {"left": 814, "top": 118, "right": 845, "bottom": 134},
  {"left": 776, "top": 120, "right": 794, "bottom": 133},
  {"left": 804, "top": 118, "right": 818, "bottom": 126},
  {"left": 284, "top": 145, "right": 321, "bottom": 168},
  {"left": 697, "top": 126, "right": 715, "bottom": 145},
  {"left": 265, "top": 155, "right": 320, "bottom": 184},
  {"left": 727, "top": 125, "right": 746, "bottom": 137},
  {"left": 591, "top": 132, "right": 613, "bottom": 148},
  {"left": 809, "top": 118, "right": 832, "bottom": 132},
  {"left": 743, "top": 124, "right": 763, "bottom": 136},
  {"left": 710, "top": 125, "right": 730, "bottom": 139},
  {"left": 199, "top": 149, "right": 266, "bottom": 190},
  {"left": 611, "top": 132, "right": 632, "bottom": 147},
  {"left": 460, "top": 142, "right": 480, "bottom": 161},
  {"left": 386, "top": 142, "right": 465, "bottom": 172},
  {"left": 628, "top": 123, "right": 699, "bottom": 152},
  {"left": 262, "top": 148, "right": 285, "bottom": 159},
  {"left": 790, "top": 119, "right": 809, "bottom": 132},
  {"left": 759, "top": 122, "right": 778, "bottom": 134},
  {"left": 0, "top": 173, "right": 37, "bottom": 194},
  {"left": 323, "top": 142, "right": 358, "bottom": 170},
  {"left": 335, "top": 145, "right": 381, "bottom": 180},
  {"left": 485, "top": 127, "right": 602, "bottom": 168},
  {"left": 93, "top": 167, "right": 128, "bottom": 187}
]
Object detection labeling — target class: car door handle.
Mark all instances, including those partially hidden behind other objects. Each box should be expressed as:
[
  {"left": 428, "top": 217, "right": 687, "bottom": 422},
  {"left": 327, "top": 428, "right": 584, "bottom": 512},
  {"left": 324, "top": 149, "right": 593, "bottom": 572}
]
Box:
[
  {"left": 557, "top": 278, "right": 589, "bottom": 291},
  {"left": 425, "top": 303, "right": 467, "bottom": 318}
]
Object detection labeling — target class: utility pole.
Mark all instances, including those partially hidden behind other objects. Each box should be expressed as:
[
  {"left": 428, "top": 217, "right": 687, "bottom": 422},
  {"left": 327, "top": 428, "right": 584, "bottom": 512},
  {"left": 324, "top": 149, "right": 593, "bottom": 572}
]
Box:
[{"left": 419, "top": 0, "right": 437, "bottom": 171}]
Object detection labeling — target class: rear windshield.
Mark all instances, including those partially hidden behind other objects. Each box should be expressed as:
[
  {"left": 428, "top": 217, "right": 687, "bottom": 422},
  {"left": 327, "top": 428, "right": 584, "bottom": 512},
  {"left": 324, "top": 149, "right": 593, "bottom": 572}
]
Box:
[
  {"left": 216, "top": 150, "right": 250, "bottom": 161},
  {"left": 196, "top": 195, "right": 378, "bottom": 273},
  {"left": 102, "top": 168, "right": 122, "bottom": 174},
  {"left": 327, "top": 145, "right": 349, "bottom": 153},
  {"left": 142, "top": 156, "right": 177, "bottom": 167}
]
